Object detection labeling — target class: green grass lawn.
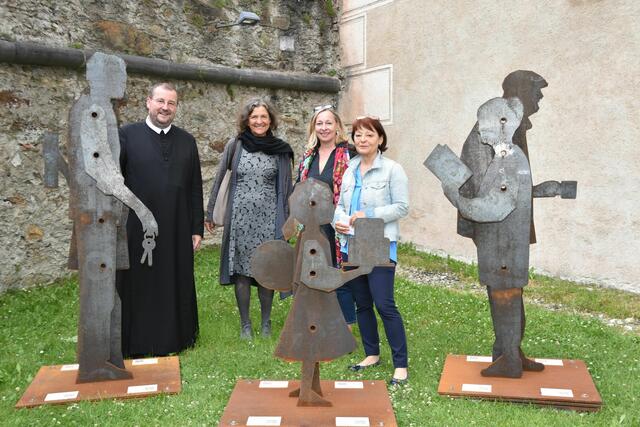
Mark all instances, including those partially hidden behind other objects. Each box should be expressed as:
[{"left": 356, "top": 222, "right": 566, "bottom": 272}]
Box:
[
  {"left": 398, "top": 243, "right": 640, "bottom": 321},
  {"left": 1, "top": 245, "right": 638, "bottom": 426}
]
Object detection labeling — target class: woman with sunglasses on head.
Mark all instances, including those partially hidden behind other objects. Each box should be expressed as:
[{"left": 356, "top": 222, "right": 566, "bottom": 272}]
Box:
[
  {"left": 334, "top": 116, "right": 409, "bottom": 385},
  {"left": 206, "top": 98, "right": 293, "bottom": 340},
  {"left": 296, "top": 105, "right": 357, "bottom": 328}
]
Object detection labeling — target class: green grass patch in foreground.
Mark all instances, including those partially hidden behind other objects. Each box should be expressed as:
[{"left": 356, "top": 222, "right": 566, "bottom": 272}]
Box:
[
  {"left": 0, "top": 246, "right": 638, "bottom": 426},
  {"left": 398, "top": 243, "right": 640, "bottom": 321}
]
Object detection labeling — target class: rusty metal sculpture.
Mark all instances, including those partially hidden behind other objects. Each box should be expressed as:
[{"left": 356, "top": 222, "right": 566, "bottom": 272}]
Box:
[
  {"left": 44, "top": 52, "right": 158, "bottom": 383},
  {"left": 457, "top": 70, "right": 551, "bottom": 243},
  {"left": 251, "top": 178, "right": 389, "bottom": 406},
  {"left": 425, "top": 94, "right": 576, "bottom": 379}
]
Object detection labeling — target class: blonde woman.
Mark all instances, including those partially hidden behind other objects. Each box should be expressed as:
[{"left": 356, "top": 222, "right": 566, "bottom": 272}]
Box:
[{"left": 296, "top": 105, "right": 356, "bottom": 326}]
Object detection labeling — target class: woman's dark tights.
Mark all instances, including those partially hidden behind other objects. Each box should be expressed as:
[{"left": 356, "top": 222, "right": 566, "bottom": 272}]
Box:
[{"left": 234, "top": 274, "right": 274, "bottom": 328}]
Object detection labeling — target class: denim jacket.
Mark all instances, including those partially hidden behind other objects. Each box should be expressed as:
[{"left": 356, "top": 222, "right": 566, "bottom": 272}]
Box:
[{"left": 334, "top": 152, "right": 409, "bottom": 243}]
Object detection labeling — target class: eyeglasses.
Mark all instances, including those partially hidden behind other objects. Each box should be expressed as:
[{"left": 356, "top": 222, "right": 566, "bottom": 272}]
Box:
[
  {"left": 355, "top": 114, "right": 380, "bottom": 120},
  {"left": 314, "top": 104, "right": 334, "bottom": 113},
  {"left": 152, "top": 98, "right": 177, "bottom": 108}
]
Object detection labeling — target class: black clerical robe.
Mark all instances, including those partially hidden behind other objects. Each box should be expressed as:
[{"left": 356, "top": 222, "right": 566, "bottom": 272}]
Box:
[{"left": 117, "top": 122, "right": 204, "bottom": 357}]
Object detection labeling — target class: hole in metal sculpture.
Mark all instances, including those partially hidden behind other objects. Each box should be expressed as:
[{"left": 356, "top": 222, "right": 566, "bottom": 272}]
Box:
[
  {"left": 310, "top": 248, "right": 317, "bottom": 255},
  {"left": 98, "top": 218, "right": 105, "bottom": 223},
  {"left": 501, "top": 265, "right": 508, "bottom": 270},
  {"left": 100, "top": 263, "right": 106, "bottom": 269},
  {"left": 309, "top": 200, "right": 316, "bottom": 207},
  {"left": 500, "top": 117, "right": 507, "bottom": 123},
  {"left": 309, "top": 324, "right": 317, "bottom": 332},
  {"left": 309, "top": 270, "right": 316, "bottom": 277},
  {"left": 93, "top": 152, "right": 99, "bottom": 158},
  {"left": 500, "top": 185, "right": 507, "bottom": 191},
  {"left": 91, "top": 111, "right": 98, "bottom": 118}
]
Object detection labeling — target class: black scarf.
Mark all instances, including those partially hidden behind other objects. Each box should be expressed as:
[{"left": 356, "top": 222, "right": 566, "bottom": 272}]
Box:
[{"left": 239, "top": 129, "right": 293, "bottom": 157}]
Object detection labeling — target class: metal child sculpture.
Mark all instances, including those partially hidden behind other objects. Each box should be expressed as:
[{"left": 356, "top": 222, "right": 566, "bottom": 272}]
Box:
[
  {"left": 44, "top": 52, "right": 158, "bottom": 383},
  {"left": 251, "top": 178, "right": 389, "bottom": 406},
  {"left": 425, "top": 96, "right": 577, "bottom": 378}
]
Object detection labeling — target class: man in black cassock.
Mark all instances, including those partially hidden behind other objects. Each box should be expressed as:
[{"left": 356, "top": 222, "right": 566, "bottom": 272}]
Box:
[{"left": 117, "top": 82, "right": 204, "bottom": 357}]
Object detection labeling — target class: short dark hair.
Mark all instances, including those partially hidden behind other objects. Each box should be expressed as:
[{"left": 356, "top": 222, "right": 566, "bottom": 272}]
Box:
[
  {"left": 148, "top": 82, "right": 178, "bottom": 100},
  {"left": 351, "top": 117, "right": 388, "bottom": 152},
  {"left": 237, "top": 97, "right": 279, "bottom": 133},
  {"left": 501, "top": 70, "right": 548, "bottom": 97}
]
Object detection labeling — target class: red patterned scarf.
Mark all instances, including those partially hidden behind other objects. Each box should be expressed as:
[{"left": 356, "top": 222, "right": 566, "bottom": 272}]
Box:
[{"left": 298, "top": 142, "right": 351, "bottom": 264}]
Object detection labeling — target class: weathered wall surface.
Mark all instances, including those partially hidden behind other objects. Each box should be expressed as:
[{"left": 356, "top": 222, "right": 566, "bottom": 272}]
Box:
[
  {"left": 339, "top": 0, "right": 640, "bottom": 292},
  {"left": 0, "top": 0, "right": 342, "bottom": 292}
]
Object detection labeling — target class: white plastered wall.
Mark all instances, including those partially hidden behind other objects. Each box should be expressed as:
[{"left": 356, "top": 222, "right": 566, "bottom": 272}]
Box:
[{"left": 339, "top": 0, "right": 640, "bottom": 292}]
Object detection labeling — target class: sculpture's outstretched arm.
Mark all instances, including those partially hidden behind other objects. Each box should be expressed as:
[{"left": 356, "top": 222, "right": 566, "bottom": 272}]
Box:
[
  {"left": 80, "top": 104, "right": 158, "bottom": 266},
  {"left": 447, "top": 176, "right": 518, "bottom": 223},
  {"left": 300, "top": 240, "right": 373, "bottom": 292},
  {"left": 80, "top": 104, "right": 158, "bottom": 237},
  {"left": 533, "top": 180, "right": 577, "bottom": 199},
  {"left": 424, "top": 143, "right": 515, "bottom": 222}
]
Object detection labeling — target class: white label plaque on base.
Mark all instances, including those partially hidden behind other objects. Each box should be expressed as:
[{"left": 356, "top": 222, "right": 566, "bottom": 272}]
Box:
[
  {"left": 44, "top": 391, "right": 79, "bottom": 402},
  {"left": 132, "top": 358, "right": 159, "bottom": 366},
  {"left": 466, "top": 355, "right": 493, "bottom": 363},
  {"left": 258, "top": 381, "right": 289, "bottom": 388},
  {"left": 246, "top": 416, "right": 282, "bottom": 426},
  {"left": 336, "top": 416, "right": 370, "bottom": 426},
  {"left": 127, "top": 384, "right": 158, "bottom": 394},
  {"left": 462, "top": 383, "right": 492, "bottom": 393},
  {"left": 540, "top": 387, "right": 574, "bottom": 398},
  {"left": 335, "top": 381, "right": 364, "bottom": 389},
  {"left": 60, "top": 364, "right": 79, "bottom": 371},
  {"left": 535, "top": 358, "right": 564, "bottom": 366}
]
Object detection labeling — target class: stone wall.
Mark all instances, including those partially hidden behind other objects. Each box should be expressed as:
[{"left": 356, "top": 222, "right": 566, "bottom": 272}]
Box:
[{"left": 0, "top": 0, "right": 342, "bottom": 292}]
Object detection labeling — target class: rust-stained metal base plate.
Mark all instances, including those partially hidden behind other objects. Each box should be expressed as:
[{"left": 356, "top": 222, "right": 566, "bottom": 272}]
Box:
[
  {"left": 438, "top": 354, "right": 602, "bottom": 412},
  {"left": 16, "top": 356, "right": 181, "bottom": 408},
  {"left": 219, "top": 379, "right": 397, "bottom": 426}
]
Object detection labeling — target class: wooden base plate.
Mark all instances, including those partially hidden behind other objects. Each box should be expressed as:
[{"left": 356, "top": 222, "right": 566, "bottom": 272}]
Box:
[
  {"left": 16, "top": 356, "right": 181, "bottom": 408},
  {"left": 437, "top": 354, "right": 602, "bottom": 411},
  {"left": 219, "top": 379, "right": 397, "bottom": 426}
]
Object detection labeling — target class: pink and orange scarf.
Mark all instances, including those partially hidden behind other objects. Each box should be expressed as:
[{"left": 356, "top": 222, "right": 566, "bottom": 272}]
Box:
[{"left": 297, "top": 141, "right": 351, "bottom": 264}]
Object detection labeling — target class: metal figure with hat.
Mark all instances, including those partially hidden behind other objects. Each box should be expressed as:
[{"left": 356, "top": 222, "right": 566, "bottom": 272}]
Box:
[{"left": 426, "top": 91, "right": 576, "bottom": 378}]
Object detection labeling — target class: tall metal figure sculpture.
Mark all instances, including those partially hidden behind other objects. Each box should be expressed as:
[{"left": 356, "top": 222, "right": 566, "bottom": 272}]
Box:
[
  {"left": 425, "top": 95, "right": 576, "bottom": 378},
  {"left": 458, "top": 70, "right": 549, "bottom": 242},
  {"left": 45, "top": 52, "right": 158, "bottom": 383},
  {"left": 251, "top": 178, "right": 389, "bottom": 406}
]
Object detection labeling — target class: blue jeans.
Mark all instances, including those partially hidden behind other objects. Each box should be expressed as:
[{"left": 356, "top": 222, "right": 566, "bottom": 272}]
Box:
[
  {"left": 336, "top": 285, "right": 356, "bottom": 324},
  {"left": 344, "top": 258, "right": 408, "bottom": 368}
]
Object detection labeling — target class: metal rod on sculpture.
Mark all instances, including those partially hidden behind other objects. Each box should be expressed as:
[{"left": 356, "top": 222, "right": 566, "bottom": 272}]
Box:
[{"left": 43, "top": 132, "right": 60, "bottom": 189}]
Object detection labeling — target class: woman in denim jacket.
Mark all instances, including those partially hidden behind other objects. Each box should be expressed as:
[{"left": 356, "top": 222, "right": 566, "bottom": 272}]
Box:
[{"left": 334, "top": 116, "right": 409, "bottom": 385}]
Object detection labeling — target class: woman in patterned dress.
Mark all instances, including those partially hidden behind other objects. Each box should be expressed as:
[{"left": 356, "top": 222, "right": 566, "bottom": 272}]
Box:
[{"left": 206, "top": 98, "right": 293, "bottom": 339}]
